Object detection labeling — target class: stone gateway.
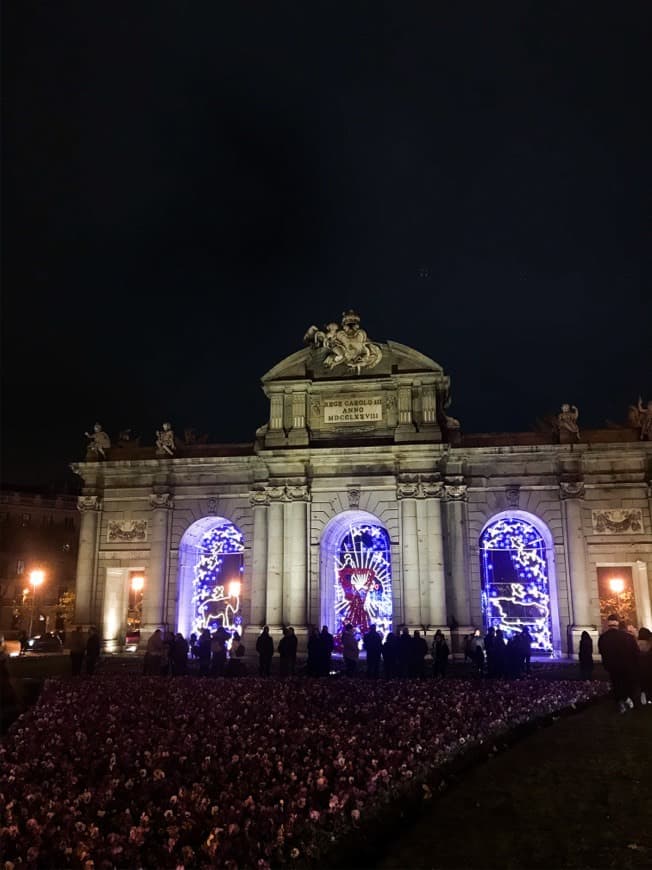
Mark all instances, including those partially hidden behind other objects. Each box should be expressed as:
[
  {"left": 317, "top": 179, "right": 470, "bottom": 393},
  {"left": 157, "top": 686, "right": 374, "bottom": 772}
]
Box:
[{"left": 71, "top": 312, "right": 652, "bottom": 658}]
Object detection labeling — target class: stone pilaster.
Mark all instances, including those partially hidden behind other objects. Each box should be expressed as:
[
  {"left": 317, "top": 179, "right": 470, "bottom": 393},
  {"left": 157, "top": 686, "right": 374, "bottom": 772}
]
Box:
[
  {"left": 249, "top": 490, "right": 269, "bottom": 627},
  {"left": 444, "top": 482, "right": 473, "bottom": 651},
  {"left": 395, "top": 384, "right": 416, "bottom": 441},
  {"left": 265, "top": 486, "right": 285, "bottom": 629},
  {"left": 398, "top": 480, "right": 420, "bottom": 628},
  {"left": 288, "top": 391, "right": 309, "bottom": 446},
  {"left": 560, "top": 481, "right": 594, "bottom": 655},
  {"left": 423, "top": 480, "right": 447, "bottom": 628},
  {"left": 285, "top": 485, "right": 309, "bottom": 627},
  {"left": 74, "top": 495, "right": 101, "bottom": 626},
  {"left": 141, "top": 493, "right": 173, "bottom": 638}
]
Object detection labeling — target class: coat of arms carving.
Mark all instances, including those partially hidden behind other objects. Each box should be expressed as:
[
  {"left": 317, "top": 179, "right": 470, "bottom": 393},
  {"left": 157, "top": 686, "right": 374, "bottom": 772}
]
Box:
[
  {"left": 591, "top": 509, "right": 643, "bottom": 534},
  {"left": 107, "top": 519, "right": 148, "bottom": 543},
  {"left": 304, "top": 310, "right": 382, "bottom": 374}
]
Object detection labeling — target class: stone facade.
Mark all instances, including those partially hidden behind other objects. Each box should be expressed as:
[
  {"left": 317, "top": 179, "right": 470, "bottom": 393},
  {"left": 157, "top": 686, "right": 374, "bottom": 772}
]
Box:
[{"left": 70, "top": 317, "right": 652, "bottom": 657}]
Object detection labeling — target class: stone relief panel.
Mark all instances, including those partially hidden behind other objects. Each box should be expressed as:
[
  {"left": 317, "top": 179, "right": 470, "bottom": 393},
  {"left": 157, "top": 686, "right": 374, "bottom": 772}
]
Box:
[
  {"left": 591, "top": 509, "right": 644, "bottom": 534},
  {"left": 107, "top": 519, "right": 148, "bottom": 543}
]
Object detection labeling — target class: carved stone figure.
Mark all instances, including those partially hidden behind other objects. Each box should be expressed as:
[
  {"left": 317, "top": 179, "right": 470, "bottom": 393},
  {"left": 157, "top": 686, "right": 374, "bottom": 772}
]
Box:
[
  {"left": 84, "top": 423, "right": 111, "bottom": 459},
  {"left": 304, "top": 310, "right": 382, "bottom": 373},
  {"left": 155, "top": 422, "right": 176, "bottom": 456},
  {"left": 443, "top": 413, "right": 461, "bottom": 430},
  {"left": 628, "top": 396, "right": 652, "bottom": 440},
  {"left": 557, "top": 403, "right": 580, "bottom": 441}
]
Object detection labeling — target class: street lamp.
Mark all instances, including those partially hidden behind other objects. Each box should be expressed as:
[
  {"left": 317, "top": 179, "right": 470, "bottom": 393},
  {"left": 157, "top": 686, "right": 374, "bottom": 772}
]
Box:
[
  {"left": 608, "top": 577, "right": 625, "bottom": 617},
  {"left": 28, "top": 569, "right": 45, "bottom": 638}
]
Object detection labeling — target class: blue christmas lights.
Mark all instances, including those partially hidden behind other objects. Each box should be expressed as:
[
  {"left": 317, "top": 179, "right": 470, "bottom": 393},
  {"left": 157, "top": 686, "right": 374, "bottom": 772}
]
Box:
[
  {"left": 334, "top": 523, "right": 393, "bottom": 646},
  {"left": 191, "top": 521, "right": 244, "bottom": 637},
  {"left": 480, "top": 517, "right": 553, "bottom": 651}
]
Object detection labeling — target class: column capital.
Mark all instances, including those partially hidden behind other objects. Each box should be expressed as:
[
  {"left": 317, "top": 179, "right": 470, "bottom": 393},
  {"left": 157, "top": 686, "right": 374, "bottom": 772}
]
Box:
[
  {"left": 444, "top": 483, "right": 468, "bottom": 501},
  {"left": 397, "top": 481, "right": 419, "bottom": 499},
  {"left": 267, "top": 485, "right": 287, "bottom": 503},
  {"left": 77, "top": 495, "right": 101, "bottom": 512},
  {"left": 149, "top": 492, "right": 174, "bottom": 510},
  {"left": 347, "top": 486, "right": 361, "bottom": 509},
  {"left": 560, "top": 480, "right": 585, "bottom": 500},
  {"left": 249, "top": 488, "right": 270, "bottom": 507},
  {"left": 286, "top": 484, "right": 310, "bottom": 502},
  {"left": 421, "top": 478, "right": 444, "bottom": 499}
]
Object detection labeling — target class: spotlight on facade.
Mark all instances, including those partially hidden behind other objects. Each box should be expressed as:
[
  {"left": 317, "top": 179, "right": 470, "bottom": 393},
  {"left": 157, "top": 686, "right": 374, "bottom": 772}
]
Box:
[
  {"left": 608, "top": 577, "right": 625, "bottom": 594},
  {"left": 228, "top": 580, "right": 241, "bottom": 598},
  {"left": 131, "top": 575, "right": 145, "bottom": 592}
]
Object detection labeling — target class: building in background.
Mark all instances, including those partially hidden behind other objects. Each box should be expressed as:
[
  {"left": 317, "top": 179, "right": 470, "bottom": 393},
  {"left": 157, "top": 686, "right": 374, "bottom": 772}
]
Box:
[
  {"left": 70, "top": 312, "right": 652, "bottom": 657},
  {"left": 0, "top": 488, "right": 80, "bottom": 635}
]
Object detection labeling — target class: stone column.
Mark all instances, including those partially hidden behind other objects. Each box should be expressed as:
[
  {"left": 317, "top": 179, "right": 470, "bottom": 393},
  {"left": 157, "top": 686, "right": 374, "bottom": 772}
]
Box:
[
  {"left": 561, "top": 481, "right": 595, "bottom": 655},
  {"left": 74, "top": 495, "right": 101, "bottom": 626},
  {"left": 249, "top": 490, "right": 269, "bottom": 628},
  {"left": 285, "top": 485, "right": 309, "bottom": 628},
  {"left": 444, "top": 483, "right": 472, "bottom": 654},
  {"left": 265, "top": 486, "right": 285, "bottom": 629},
  {"left": 422, "top": 481, "right": 447, "bottom": 628},
  {"left": 398, "top": 480, "right": 421, "bottom": 628},
  {"left": 288, "top": 391, "right": 309, "bottom": 446},
  {"left": 141, "top": 493, "right": 173, "bottom": 637}
]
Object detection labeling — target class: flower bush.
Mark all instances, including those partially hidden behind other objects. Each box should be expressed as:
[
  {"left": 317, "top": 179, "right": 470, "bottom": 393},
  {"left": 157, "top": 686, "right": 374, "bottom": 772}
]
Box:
[{"left": 0, "top": 676, "right": 607, "bottom": 867}]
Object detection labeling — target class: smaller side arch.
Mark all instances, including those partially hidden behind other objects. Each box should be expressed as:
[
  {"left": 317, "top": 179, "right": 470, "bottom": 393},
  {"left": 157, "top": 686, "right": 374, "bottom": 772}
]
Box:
[
  {"left": 177, "top": 516, "right": 245, "bottom": 640},
  {"left": 479, "top": 510, "right": 561, "bottom": 653}
]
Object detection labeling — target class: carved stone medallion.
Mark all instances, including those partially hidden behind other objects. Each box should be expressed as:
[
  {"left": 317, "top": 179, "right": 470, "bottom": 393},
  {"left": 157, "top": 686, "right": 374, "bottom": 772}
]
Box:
[
  {"left": 107, "top": 519, "right": 148, "bottom": 543},
  {"left": 591, "top": 509, "right": 643, "bottom": 534}
]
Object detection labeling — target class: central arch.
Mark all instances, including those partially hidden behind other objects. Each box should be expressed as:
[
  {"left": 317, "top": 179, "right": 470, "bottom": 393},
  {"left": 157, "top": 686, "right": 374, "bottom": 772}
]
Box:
[{"left": 320, "top": 510, "right": 393, "bottom": 647}]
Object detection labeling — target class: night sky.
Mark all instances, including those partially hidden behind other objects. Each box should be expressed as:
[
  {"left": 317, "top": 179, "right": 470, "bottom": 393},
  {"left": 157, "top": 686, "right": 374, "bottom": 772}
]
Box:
[{"left": 2, "top": 3, "right": 650, "bottom": 488}]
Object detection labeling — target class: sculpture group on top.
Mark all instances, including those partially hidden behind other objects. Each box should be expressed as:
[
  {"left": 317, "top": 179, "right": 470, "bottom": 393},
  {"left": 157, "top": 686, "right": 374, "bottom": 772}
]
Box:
[
  {"left": 304, "top": 310, "right": 383, "bottom": 374},
  {"left": 628, "top": 396, "right": 652, "bottom": 441}
]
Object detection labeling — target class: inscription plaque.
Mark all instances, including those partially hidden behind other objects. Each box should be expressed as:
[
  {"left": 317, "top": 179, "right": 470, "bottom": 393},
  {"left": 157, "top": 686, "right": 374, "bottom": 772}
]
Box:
[{"left": 322, "top": 396, "right": 383, "bottom": 424}]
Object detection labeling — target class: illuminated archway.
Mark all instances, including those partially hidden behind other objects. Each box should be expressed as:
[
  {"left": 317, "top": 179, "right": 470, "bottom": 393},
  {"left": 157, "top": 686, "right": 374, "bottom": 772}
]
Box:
[
  {"left": 177, "top": 517, "right": 244, "bottom": 639},
  {"left": 479, "top": 512, "right": 556, "bottom": 652},
  {"left": 320, "top": 511, "right": 393, "bottom": 647}
]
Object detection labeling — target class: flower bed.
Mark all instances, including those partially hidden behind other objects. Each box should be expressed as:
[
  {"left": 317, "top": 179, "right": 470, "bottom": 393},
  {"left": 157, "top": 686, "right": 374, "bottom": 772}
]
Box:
[{"left": 0, "top": 676, "right": 607, "bottom": 868}]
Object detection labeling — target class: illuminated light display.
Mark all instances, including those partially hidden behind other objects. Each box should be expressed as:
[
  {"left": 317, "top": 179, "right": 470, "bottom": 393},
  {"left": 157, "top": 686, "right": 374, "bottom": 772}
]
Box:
[
  {"left": 333, "top": 522, "right": 393, "bottom": 646},
  {"left": 480, "top": 516, "right": 553, "bottom": 651},
  {"left": 191, "top": 521, "right": 244, "bottom": 637}
]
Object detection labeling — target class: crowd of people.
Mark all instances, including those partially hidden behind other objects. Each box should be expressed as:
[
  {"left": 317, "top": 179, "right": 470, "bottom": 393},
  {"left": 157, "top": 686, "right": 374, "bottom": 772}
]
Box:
[
  {"left": 596, "top": 614, "right": 652, "bottom": 713},
  {"left": 62, "top": 616, "right": 652, "bottom": 710}
]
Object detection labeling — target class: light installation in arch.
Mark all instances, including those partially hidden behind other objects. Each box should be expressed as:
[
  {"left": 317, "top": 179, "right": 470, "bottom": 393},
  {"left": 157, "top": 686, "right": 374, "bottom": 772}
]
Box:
[
  {"left": 480, "top": 517, "right": 553, "bottom": 651},
  {"left": 334, "top": 523, "right": 393, "bottom": 646},
  {"left": 191, "top": 522, "right": 244, "bottom": 637}
]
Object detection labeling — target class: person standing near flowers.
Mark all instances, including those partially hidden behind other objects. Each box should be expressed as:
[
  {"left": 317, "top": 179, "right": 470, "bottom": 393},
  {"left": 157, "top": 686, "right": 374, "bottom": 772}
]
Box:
[
  {"left": 598, "top": 614, "right": 639, "bottom": 713},
  {"left": 637, "top": 627, "right": 652, "bottom": 705},
  {"left": 85, "top": 626, "right": 101, "bottom": 675},
  {"left": 342, "top": 623, "right": 359, "bottom": 676},
  {"left": 432, "top": 630, "right": 450, "bottom": 678},
  {"left": 256, "top": 626, "right": 274, "bottom": 676},
  {"left": 69, "top": 625, "right": 85, "bottom": 676},
  {"left": 578, "top": 630, "right": 594, "bottom": 680},
  {"left": 145, "top": 628, "right": 164, "bottom": 676}
]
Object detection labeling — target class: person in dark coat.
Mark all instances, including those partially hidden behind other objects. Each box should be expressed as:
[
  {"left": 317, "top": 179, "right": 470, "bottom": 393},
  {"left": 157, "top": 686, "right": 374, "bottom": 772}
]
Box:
[
  {"left": 520, "top": 627, "right": 533, "bottom": 675},
  {"left": 256, "top": 626, "right": 274, "bottom": 676},
  {"left": 172, "top": 632, "right": 189, "bottom": 675},
  {"left": 69, "top": 626, "right": 85, "bottom": 676},
  {"left": 363, "top": 624, "right": 383, "bottom": 678},
  {"left": 319, "top": 625, "right": 334, "bottom": 675},
  {"left": 484, "top": 627, "right": 496, "bottom": 676},
  {"left": 409, "top": 631, "right": 429, "bottom": 678},
  {"left": 637, "top": 627, "right": 652, "bottom": 705},
  {"left": 397, "top": 627, "right": 412, "bottom": 678},
  {"left": 598, "top": 614, "right": 639, "bottom": 712},
  {"left": 210, "top": 629, "right": 228, "bottom": 677},
  {"left": 578, "top": 630, "right": 594, "bottom": 680},
  {"left": 382, "top": 630, "right": 397, "bottom": 679},
  {"left": 432, "top": 630, "right": 450, "bottom": 678},
  {"left": 493, "top": 628, "right": 507, "bottom": 677},
  {"left": 198, "top": 628, "right": 212, "bottom": 676},
  {"left": 278, "top": 626, "right": 297, "bottom": 677},
  {"left": 85, "top": 626, "right": 101, "bottom": 675}
]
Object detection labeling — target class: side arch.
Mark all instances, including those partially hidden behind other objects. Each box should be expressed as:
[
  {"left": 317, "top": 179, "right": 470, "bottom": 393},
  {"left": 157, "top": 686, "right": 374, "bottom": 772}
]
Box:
[
  {"left": 176, "top": 516, "right": 245, "bottom": 639},
  {"left": 479, "top": 510, "right": 561, "bottom": 653}
]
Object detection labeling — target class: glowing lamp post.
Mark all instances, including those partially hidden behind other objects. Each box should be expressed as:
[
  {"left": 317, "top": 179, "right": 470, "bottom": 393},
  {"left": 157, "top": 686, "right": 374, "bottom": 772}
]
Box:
[
  {"left": 28, "top": 569, "right": 45, "bottom": 638},
  {"left": 131, "top": 575, "right": 144, "bottom": 593},
  {"left": 228, "top": 580, "right": 241, "bottom": 599},
  {"left": 609, "top": 577, "right": 625, "bottom": 615}
]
